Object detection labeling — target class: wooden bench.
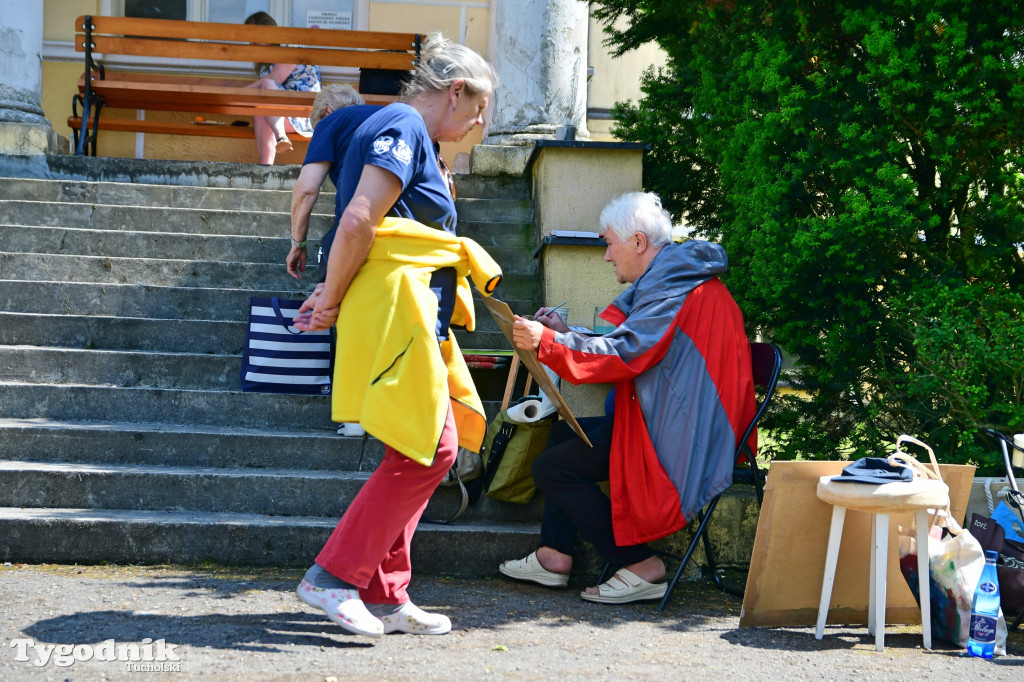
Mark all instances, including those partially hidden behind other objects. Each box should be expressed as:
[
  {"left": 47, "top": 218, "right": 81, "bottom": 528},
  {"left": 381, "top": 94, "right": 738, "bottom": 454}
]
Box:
[{"left": 69, "top": 15, "right": 420, "bottom": 156}]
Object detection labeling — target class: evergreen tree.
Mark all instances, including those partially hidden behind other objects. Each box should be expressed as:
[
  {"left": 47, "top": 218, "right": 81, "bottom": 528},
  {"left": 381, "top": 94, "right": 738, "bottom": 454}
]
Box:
[{"left": 594, "top": 1, "right": 1024, "bottom": 467}]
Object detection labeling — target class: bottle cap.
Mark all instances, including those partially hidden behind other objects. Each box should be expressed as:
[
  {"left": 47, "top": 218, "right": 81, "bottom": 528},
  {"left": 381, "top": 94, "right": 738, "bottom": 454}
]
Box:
[{"left": 985, "top": 550, "right": 998, "bottom": 562}]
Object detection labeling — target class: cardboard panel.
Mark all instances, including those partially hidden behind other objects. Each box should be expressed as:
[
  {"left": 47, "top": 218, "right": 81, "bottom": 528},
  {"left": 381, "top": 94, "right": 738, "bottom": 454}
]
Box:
[
  {"left": 740, "top": 460, "right": 975, "bottom": 628},
  {"left": 482, "top": 296, "right": 591, "bottom": 446}
]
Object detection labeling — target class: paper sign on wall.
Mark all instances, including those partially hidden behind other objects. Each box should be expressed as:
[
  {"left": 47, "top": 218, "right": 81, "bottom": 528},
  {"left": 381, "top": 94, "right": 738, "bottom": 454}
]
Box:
[{"left": 307, "top": 11, "right": 352, "bottom": 30}]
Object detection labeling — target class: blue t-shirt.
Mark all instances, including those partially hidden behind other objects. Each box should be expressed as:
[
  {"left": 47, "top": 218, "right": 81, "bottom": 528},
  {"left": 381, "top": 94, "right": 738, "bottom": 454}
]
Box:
[
  {"left": 322, "top": 103, "right": 460, "bottom": 339},
  {"left": 336, "top": 103, "right": 457, "bottom": 233},
  {"left": 302, "top": 104, "right": 382, "bottom": 221}
]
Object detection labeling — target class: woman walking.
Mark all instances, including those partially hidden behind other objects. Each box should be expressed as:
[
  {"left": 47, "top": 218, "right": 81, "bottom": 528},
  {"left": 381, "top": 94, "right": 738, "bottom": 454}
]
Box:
[{"left": 292, "top": 33, "right": 498, "bottom": 638}]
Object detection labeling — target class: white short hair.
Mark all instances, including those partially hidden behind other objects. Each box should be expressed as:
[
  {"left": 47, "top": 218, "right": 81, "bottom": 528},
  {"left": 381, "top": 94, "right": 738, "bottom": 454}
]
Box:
[{"left": 599, "top": 192, "right": 673, "bottom": 247}]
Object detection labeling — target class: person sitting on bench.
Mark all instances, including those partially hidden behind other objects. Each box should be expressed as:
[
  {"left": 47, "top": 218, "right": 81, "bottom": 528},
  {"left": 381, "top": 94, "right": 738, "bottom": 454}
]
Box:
[
  {"left": 244, "top": 11, "right": 321, "bottom": 164},
  {"left": 498, "top": 191, "right": 756, "bottom": 605}
]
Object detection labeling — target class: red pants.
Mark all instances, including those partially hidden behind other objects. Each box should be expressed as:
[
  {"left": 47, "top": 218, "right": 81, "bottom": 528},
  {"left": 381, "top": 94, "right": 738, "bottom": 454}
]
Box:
[{"left": 315, "top": 405, "right": 458, "bottom": 604}]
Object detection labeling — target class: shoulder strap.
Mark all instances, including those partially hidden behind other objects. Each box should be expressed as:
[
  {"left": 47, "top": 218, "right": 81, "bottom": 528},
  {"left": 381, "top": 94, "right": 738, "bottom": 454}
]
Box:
[
  {"left": 422, "top": 468, "right": 470, "bottom": 525},
  {"left": 481, "top": 420, "right": 517, "bottom": 492}
]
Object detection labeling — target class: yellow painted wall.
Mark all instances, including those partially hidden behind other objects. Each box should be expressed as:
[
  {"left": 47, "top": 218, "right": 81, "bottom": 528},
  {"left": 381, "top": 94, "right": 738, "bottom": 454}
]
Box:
[
  {"left": 586, "top": 15, "right": 666, "bottom": 142},
  {"left": 41, "top": 61, "right": 84, "bottom": 153},
  {"left": 533, "top": 147, "right": 644, "bottom": 233},
  {"left": 45, "top": 0, "right": 95, "bottom": 41}
]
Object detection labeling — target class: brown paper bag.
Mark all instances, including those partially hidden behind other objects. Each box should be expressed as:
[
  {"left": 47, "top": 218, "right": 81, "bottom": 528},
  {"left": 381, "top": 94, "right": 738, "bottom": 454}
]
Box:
[{"left": 739, "top": 460, "right": 975, "bottom": 628}]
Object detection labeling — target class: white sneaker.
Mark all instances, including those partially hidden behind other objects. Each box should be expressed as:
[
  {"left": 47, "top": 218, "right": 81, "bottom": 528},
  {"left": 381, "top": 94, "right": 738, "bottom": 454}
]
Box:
[
  {"left": 337, "top": 423, "right": 366, "bottom": 437},
  {"left": 295, "top": 579, "right": 383, "bottom": 638},
  {"left": 378, "top": 602, "right": 452, "bottom": 635}
]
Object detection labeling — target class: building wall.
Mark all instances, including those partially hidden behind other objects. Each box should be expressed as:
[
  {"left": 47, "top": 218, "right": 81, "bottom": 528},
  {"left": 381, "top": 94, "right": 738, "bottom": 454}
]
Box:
[
  {"left": 586, "top": 14, "right": 667, "bottom": 141},
  {"left": 39, "top": 0, "right": 662, "bottom": 162}
]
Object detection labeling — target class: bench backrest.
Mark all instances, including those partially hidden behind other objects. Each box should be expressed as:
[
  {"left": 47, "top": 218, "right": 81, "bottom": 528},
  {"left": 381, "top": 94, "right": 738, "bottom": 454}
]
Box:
[{"left": 74, "top": 15, "right": 420, "bottom": 72}]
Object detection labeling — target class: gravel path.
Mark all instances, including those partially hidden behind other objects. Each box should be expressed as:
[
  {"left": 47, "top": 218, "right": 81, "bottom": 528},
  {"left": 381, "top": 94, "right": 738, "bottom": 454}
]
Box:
[{"left": 1, "top": 563, "right": 1021, "bottom": 680}]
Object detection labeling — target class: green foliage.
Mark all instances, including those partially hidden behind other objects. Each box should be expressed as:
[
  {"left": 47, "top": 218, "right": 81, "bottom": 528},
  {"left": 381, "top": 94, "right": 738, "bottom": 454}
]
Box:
[{"left": 594, "top": 0, "right": 1024, "bottom": 469}]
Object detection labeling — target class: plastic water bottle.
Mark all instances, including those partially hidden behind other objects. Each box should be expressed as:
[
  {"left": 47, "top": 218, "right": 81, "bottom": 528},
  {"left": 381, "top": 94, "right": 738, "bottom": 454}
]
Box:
[{"left": 967, "top": 550, "right": 1000, "bottom": 659}]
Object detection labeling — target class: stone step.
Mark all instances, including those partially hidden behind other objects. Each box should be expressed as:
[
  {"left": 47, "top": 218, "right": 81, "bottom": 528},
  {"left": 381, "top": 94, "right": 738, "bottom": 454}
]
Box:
[
  {"left": 0, "top": 312, "right": 248, "bottom": 354},
  {"left": 0, "top": 312, "right": 513, "bottom": 356},
  {"left": 0, "top": 280, "right": 531, "bottom": 336},
  {"left": 0, "top": 200, "right": 335, "bottom": 238},
  {"left": 1, "top": 381, "right": 510, "bottom": 437},
  {"left": 0, "top": 381, "right": 509, "bottom": 433},
  {"left": 0, "top": 178, "right": 527, "bottom": 220},
  {"left": 0, "top": 418, "right": 378, "bottom": 472},
  {"left": 1, "top": 225, "right": 297, "bottom": 263},
  {"left": 458, "top": 221, "right": 539, "bottom": 249},
  {"left": 3, "top": 220, "right": 537, "bottom": 272},
  {"left": 0, "top": 460, "right": 369, "bottom": 517},
  {"left": 2, "top": 345, "right": 517, "bottom": 404},
  {"left": 0, "top": 176, "right": 335, "bottom": 214},
  {"left": 2, "top": 247, "right": 536, "bottom": 291},
  {"left": 0, "top": 382, "right": 334, "bottom": 431},
  {"left": 452, "top": 173, "right": 531, "bottom": 201},
  {"left": 0, "top": 280, "right": 315, "bottom": 321},
  {"left": 0, "top": 506, "right": 540, "bottom": 574},
  {"left": 0, "top": 459, "right": 543, "bottom": 523},
  {"left": 3, "top": 223, "right": 538, "bottom": 266},
  {"left": 0, "top": 346, "right": 242, "bottom": 390},
  {"left": 38, "top": 156, "right": 534, "bottom": 202},
  {"left": 454, "top": 198, "right": 533, "bottom": 223},
  {"left": 41, "top": 155, "right": 306, "bottom": 191},
  {"left": 486, "top": 273, "right": 544, "bottom": 303},
  {"left": 1, "top": 252, "right": 314, "bottom": 291}
]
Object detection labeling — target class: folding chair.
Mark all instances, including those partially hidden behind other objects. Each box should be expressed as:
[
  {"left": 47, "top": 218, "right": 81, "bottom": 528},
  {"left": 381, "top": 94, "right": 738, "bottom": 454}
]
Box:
[{"left": 598, "top": 341, "right": 783, "bottom": 610}]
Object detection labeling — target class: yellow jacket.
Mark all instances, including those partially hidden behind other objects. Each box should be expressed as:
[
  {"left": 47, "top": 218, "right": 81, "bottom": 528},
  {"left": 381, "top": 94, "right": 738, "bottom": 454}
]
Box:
[{"left": 332, "top": 218, "right": 502, "bottom": 465}]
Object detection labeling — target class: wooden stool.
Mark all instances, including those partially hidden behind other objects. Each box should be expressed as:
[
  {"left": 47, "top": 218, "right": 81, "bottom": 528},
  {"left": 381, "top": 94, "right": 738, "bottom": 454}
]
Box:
[{"left": 813, "top": 464, "right": 949, "bottom": 651}]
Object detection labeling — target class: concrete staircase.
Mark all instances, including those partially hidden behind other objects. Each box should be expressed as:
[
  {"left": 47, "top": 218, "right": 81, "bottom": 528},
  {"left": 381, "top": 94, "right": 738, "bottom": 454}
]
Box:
[{"left": 0, "top": 157, "right": 545, "bottom": 574}]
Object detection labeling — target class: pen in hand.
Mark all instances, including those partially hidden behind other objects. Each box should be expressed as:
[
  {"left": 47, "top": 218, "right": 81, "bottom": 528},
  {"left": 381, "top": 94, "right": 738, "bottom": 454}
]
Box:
[{"left": 542, "top": 300, "right": 567, "bottom": 316}]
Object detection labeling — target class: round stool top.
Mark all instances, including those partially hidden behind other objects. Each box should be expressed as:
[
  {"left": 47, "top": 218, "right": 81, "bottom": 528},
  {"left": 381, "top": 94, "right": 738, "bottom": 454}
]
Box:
[{"left": 816, "top": 475, "right": 949, "bottom": 514}]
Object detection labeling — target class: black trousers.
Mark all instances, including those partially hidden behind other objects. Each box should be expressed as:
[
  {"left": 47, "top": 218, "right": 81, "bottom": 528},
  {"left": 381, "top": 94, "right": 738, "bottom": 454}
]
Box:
[{"left": 533, "top": 417, "right": 655, "bottom": 568}]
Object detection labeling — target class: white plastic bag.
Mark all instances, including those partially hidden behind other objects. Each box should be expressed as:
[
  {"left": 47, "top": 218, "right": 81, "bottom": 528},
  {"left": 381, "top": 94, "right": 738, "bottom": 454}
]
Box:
[{"left": 898, "top": 511, "right": 1008, "bottom": 654}]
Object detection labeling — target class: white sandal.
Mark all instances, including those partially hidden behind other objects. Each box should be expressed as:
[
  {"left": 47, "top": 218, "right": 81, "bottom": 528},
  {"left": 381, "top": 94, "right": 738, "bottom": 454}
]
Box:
[
  {"left": 499, "top": 551, "right": 570, "bottom": 588},
  {"left": 580, "top": 568, "right": 667, "bottom": 604}
]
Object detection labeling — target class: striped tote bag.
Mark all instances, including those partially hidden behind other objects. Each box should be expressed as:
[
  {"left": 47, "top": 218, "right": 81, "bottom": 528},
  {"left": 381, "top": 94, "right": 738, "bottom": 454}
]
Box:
[{"left": 240, "top": 297, "right": 332, "bottom": 395}]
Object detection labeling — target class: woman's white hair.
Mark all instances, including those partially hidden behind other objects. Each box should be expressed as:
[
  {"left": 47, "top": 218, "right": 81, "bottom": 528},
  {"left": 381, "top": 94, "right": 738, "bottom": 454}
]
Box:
[
  {"left": 401, "top": 32, "right": 497, "bottom": 101},
  {"left": 311, "top": 84, "right": 365, "bottom": 126},
  {"left": 599, "top": 192, "right": 673, "bottom": 247}
]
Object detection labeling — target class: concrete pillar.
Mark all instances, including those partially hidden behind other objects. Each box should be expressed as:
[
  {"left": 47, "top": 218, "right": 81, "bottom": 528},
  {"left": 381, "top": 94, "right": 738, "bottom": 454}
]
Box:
[
  {"left": 485, "top": 0, "right": 590, "bottom": 144},
  {"left": 0, "top": 0, "right": 63, "bottom": 155}
]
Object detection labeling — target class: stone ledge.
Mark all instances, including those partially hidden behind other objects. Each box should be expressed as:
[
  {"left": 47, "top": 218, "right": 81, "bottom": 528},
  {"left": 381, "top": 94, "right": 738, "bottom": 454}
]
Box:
[{"left": 470, "top": 144, "right": 534, "bottom": 177}]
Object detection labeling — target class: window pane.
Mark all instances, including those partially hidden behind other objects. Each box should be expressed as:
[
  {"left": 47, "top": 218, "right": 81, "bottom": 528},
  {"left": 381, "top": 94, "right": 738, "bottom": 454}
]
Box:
[
  {"left": 208, "top": 0, "right": 271, "bottom": 25},
  {"left": 293, "top": 1, "right": 355, "bottom": 30},
  {"left": 125, "top": 0, "right": 187, "bottom": 20}
]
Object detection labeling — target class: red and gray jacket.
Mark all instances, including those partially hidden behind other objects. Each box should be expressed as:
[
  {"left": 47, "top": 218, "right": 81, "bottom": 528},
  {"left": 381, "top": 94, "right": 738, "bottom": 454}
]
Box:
[{"left": 537, "top": 240, "right": 756, "bottom": 545}]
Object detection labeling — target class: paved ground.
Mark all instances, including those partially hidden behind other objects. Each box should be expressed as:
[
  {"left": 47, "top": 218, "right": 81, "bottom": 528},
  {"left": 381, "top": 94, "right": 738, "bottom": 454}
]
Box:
[{"left": 1, "top": 563, "right": 1021, "bottom": 681}]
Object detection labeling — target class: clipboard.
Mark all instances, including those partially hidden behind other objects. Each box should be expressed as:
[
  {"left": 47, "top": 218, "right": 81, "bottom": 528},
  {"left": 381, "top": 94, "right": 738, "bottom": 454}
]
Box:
[{"left": 481, "top": 296, "right": 592, "bottom": 447}]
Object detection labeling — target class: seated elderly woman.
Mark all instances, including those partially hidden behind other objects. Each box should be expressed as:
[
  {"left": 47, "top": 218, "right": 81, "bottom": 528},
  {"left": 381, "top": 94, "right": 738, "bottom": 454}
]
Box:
[{"left": 498, "top": 191, "right": 757, "bottom": 605}]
